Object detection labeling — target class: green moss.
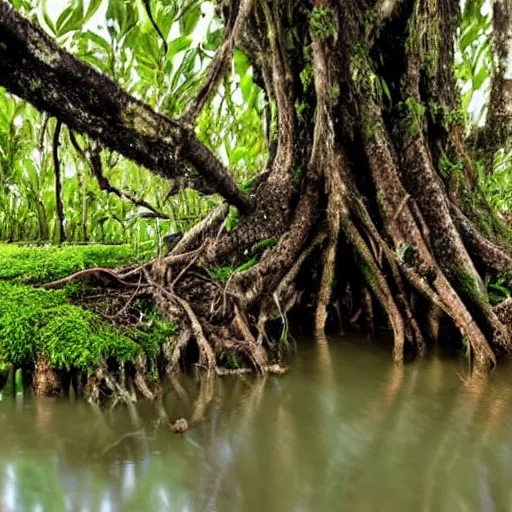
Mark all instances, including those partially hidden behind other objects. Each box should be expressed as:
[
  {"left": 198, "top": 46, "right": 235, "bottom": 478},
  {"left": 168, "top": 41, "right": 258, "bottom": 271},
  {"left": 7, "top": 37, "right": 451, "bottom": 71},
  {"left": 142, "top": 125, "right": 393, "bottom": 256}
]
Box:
[
  {"left": 444, "top": 107, "right": 465, "bottom": 127},
  {"left": 0, "top": 245, "right": 175, "bottom": 372},
  {"left": 454, "top": 268, "right": 485, "bottom": 303},
  {"left": 310, "top": 6, "right": 336, "bottom": 41},
  {"left": 422, "top": 50, "right": 437, "bottom": 77},
  {"left": 363, "top": 120, "right": 376, "bottom": 140},
  {"left": 299, "top": 65, "right": 313, "bottom": 92},
  {"left": 330, "top": 84, "right": 341, "bottom": 104},
  {"left": 0, "top": 243, "right": 136, "bottom": 284},
  {"left": 398, "top": 97, "right": 426, "bottom": 135},
  {"left": 359, "top": 261, "right": 374, "bottom": 287},
  {"left": 225, "top": 206, "right": 239, "bottom": 231},
  {"left": 0, "top": 281, "right": 139, "bottom": 370},
  {"left": 405, "top": 35, "right": 415, "bottom": 54}
]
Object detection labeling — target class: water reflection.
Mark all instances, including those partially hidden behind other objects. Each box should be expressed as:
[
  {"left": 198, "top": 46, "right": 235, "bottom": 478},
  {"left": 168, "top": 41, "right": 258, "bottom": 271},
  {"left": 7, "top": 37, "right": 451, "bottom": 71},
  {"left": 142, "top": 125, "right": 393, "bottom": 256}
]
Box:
[{"left": 1, "top": 336, "right": 512, "bottom": 510}]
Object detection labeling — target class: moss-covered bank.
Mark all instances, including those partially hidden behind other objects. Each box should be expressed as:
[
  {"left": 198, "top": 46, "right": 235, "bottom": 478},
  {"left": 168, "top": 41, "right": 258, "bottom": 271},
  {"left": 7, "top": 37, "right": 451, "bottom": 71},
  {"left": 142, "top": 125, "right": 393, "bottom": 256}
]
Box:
[{"left": 0, "top": 244, "right": 175, "bottom": 403}]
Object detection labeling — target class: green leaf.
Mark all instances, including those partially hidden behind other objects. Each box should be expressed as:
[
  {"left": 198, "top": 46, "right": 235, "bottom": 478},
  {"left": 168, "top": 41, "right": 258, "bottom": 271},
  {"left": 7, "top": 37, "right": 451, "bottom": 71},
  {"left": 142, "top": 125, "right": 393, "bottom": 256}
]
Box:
[
  {"left": 37, "top": 0, "right": 57, "bottom": 35},
  {"left": 56, "top": 0, "right": 86, "bottom": 37},
  {"left": 234, "top": 49, "right": 250, "bottom": 77},
  {"left": 381, "top": 78, "right": 392, "bottom": 103},
  {"left": 240, "top": 75, "right": 253, "bottom": 102},
  {"left": 489, "top": 283, "right": 511, "bottom": 298},
  {"left": 204, "top": 28, "right": 223, "bottom": 51},
  {"left": 84, "top": 30, "right": 111, "bottom": 53},
  {"left": 168, "top": 36, "right": 193, "bottom": 57},
  {"left": 180, "top": 5, "right": 202, "bottom": 36},
  {"left": 472, "top": 67, "right": 488, "bottom": 91},
  {"left": 83, "top": 0, "right": 103, "bottom": 25},
  {"left": 134, "top": 0, "right": 153, "bottom": 34}
]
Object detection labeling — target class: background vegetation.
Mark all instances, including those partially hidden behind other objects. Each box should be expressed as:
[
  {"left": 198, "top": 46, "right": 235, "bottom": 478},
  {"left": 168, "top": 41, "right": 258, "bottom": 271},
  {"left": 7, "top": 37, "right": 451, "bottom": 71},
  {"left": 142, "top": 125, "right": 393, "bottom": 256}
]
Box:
[
  {"left": 0, "top": 0, "right": 509, "bottom": 250},
  {"left": 0, "top": 0, "right": 268, "bottom": 249},
  {"left": 1, "top": 0, "right": 508, "bottom": 251}
]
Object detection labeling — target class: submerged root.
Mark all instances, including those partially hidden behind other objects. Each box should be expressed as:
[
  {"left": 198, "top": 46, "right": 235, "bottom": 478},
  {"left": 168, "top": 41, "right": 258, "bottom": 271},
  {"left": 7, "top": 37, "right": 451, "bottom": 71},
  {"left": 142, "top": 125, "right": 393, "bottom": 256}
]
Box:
[{"left": 33, "top": 355, "right": 61, "bottom": 397}]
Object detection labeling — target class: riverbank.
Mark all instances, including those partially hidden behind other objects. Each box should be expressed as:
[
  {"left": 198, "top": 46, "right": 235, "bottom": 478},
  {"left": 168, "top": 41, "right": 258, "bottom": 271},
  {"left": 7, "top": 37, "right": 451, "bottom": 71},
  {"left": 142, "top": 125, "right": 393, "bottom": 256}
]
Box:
[{"left": 0, "top": 243, "right": 175, "bottom": 403}]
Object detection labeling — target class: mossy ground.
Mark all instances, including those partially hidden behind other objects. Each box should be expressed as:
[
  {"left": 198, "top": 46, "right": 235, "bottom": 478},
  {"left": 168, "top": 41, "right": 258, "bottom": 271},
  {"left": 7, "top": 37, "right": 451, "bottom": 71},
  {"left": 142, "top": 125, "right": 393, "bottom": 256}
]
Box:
[
  {"left": 0, "top": 243, "right": 137, "bottom": 283},
  {"left": 0, "top": 244, "right": 175, "bottom": 383}
]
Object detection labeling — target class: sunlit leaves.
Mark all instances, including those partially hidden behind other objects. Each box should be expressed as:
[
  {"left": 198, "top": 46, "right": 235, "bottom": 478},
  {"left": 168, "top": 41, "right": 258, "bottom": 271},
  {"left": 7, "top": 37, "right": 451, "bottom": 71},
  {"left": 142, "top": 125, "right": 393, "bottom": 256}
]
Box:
[
  {"left": 36, "top": 0, "right": 56, "bottom": 35},
  {"left": 55, "top": 0, "right": 84, "bottom": 37},
  {"left": 179, "top": 3, "right": 202, "bottom": 36},
  {"left": 456, "top": 0, "right": 492, "bottom": 125},
  {"left": 0, "top": 0, "right": 267, "bottom": 246}
]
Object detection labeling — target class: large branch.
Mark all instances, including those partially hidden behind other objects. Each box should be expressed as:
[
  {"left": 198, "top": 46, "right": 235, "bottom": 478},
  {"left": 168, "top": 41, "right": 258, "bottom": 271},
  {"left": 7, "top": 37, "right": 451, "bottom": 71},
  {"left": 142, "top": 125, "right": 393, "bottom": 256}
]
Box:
[{"left": 0, "top": 1, "right": 252, "bottom": 213}]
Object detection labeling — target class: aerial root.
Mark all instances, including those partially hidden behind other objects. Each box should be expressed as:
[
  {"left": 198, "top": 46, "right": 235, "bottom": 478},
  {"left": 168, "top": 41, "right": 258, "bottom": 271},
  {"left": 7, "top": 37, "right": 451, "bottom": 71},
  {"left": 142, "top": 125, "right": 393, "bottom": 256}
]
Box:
[
  {"left": 494, "top": 298, "right": 512, "bottom": 329},
  {"left": 315, "top": 215, "right": 340, "bottom": 337},
  {"left": 168, "top": 325, "right": 192, "bottom": 374},
  {"left": 133, "top": 354, "right": 154, "bottom": 400},
  {"left": 41, "top": 267, "right": 143, "bottom": 289},
  {"left": 362, "top": 287, "right": 375, "bottom": 338},
  {"left": 232, "top": 305, "right": 267, "bottom": 372},
  {"left": 345, "top": 220, "right": 406, "bottom": 363},
  {"left": 85, "top": 365, "right": 135, "bottom": 407},
  {"left": 173, "top": 295, "right": 217, "bottom": 374}
]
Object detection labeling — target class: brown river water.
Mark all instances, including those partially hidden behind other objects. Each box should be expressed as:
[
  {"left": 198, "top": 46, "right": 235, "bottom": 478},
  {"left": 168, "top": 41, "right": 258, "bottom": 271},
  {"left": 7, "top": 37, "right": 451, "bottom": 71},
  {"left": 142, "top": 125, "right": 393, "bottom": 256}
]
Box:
[{"left": 0, "top": 335, "right": 511, "bottom": 511}]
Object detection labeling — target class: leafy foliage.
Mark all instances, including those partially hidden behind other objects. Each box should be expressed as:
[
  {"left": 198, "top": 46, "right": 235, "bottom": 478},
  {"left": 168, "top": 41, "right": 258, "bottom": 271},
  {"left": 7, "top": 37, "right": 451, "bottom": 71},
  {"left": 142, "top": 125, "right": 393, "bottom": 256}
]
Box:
[
  {"left": 456, "top": 0, "right": 492, "bottom": 126},
  {"left": 208, "top": 257, "right": 258, "bottom": 285},
  {"left": 0, "top": 0, "right": 267, "bottom": 246},
  {"left": 455, "top": 1, "right": 512, "bottom": 217}
]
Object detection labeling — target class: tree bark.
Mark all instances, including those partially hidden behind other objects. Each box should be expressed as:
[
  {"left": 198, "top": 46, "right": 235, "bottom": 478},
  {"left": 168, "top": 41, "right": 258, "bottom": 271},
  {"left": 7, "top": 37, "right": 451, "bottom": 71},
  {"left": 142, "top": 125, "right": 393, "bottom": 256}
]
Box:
[{"left": 484, "top": 0, "right": 512, "bottom": 171}]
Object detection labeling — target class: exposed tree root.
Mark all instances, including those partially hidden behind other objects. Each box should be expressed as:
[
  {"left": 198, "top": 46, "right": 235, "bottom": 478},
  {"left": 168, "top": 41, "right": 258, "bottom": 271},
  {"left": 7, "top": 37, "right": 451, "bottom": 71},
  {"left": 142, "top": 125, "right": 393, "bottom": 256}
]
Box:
[
  {"left": 41, "top": 268, "right": 142, "bottom": 289},
  {"left": 33, "top": 355, "right": 62, "bottom": 397}
]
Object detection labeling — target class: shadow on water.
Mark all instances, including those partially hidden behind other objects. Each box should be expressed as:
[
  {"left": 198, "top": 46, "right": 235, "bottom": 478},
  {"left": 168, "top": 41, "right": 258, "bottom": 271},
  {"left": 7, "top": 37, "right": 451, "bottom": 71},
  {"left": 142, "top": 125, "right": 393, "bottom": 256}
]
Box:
[{"left": 1, "top": 334, "right": 512, "bottom": 511}]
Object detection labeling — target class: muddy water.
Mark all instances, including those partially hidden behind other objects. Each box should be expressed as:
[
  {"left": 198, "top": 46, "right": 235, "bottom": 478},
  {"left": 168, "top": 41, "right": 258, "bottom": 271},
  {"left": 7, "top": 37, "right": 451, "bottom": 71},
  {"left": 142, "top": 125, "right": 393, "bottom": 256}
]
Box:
[{"left": 1, "top": 336, "right": 512, "bottom": 511}]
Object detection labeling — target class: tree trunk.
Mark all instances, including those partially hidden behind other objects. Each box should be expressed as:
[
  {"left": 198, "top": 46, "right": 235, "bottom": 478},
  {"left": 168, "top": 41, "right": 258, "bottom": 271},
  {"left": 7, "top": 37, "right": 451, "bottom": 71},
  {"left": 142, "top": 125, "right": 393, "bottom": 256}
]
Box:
[
  {"left": 52, "top": 120, "right": 67, "bottom": 243},
  {"left": 1, "top": 0, "right": 512, "bottom": 380}
]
